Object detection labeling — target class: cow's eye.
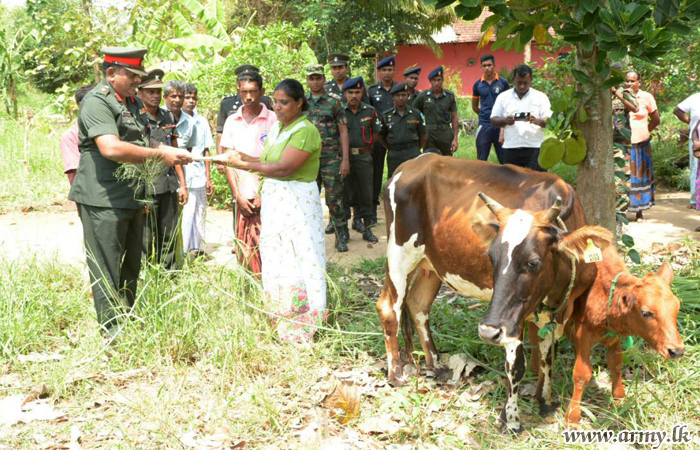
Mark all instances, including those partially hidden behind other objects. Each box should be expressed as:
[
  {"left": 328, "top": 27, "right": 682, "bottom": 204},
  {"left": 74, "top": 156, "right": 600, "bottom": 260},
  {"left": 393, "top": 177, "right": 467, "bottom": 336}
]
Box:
[
  {"left": 641, "top": 310, "right": 654, "bottom": 318},
  {"left": 526, "top": 259, "right": 541, "bottom": 270}
]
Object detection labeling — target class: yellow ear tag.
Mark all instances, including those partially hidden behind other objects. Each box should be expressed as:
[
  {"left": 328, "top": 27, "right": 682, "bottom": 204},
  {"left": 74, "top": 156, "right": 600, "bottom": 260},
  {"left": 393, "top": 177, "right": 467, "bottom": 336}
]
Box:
[{"left": 583, "top": 239, "right": 603, "bottom": 263}]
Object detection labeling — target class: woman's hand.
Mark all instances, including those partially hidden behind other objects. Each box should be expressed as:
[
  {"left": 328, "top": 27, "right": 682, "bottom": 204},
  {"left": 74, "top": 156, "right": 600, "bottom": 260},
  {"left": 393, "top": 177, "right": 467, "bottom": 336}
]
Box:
[{"left": 212, "top": 151, "right": 244, "bottom": 168}]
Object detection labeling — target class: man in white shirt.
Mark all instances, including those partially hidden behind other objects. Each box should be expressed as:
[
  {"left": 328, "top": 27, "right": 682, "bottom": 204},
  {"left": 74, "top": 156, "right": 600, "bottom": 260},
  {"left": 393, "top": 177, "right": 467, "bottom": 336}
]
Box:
[
  {"left": 674, "top": 92, "right": 700, "bottom": 208},
  {"left": 181, "top": 83, "right": 214, "bottom": 256},
  {"left": 490, "top": 64, "right": 552, "bottom": 171}
]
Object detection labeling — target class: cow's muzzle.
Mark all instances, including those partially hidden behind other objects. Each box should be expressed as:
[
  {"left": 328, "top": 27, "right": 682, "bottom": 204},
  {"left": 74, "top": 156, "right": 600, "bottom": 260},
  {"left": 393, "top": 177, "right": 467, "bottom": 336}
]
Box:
[
  {"left": 478, "top": 324, "right": 503, "bottom": 345},
  {"left": 668, "top": 346, "right": 685, "bottom": 359}
]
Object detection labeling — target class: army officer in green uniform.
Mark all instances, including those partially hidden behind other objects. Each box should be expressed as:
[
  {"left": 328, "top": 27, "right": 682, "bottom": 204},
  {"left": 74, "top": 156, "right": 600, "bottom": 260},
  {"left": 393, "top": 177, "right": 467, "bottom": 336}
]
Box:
[
  {"left": 381, "top": 83, "right": 427, "bottom": 178},
  {"left": 403, "top": 66, "right": 421, "bottom": 106},
  {"left": 342, "top": 77, "right": 381, "bottom": 244},
  {"left": 325, "top": 53, "right": 370, "bottom": 104},
  {"left": 413, "top": 66, "right": 459, "bottom": 156},
  {"left": 68, "top": 47, "right": 192, "bottom": 337}
]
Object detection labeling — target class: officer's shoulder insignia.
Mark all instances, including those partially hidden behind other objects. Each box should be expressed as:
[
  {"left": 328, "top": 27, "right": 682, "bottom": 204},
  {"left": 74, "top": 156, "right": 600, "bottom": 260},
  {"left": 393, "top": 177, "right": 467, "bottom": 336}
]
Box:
[
  {"left": 140, "top": 108, "right": 147, "bottom": 115},
  {"left": 99, "top": 85, "right": 110, "bottom": 95},
  {"left": 328, "top": 91, "right": 341, "bottom": 100}
]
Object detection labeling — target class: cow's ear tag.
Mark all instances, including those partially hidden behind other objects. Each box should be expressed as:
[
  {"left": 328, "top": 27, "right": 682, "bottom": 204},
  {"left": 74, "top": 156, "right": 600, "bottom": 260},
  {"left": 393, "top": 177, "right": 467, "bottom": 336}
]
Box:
[{"left": 583, "top": 239, "right": 603, "bottom": 263}]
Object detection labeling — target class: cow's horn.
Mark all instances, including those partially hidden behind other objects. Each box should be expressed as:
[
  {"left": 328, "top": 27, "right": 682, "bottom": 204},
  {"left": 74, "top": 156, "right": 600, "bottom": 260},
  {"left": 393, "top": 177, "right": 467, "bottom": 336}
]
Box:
[
  {"left": 545, "top": 197, "right": 563, "bottom": 223},
  {"left": 478, "top": 192, "right": 503, "bottom": 216}
]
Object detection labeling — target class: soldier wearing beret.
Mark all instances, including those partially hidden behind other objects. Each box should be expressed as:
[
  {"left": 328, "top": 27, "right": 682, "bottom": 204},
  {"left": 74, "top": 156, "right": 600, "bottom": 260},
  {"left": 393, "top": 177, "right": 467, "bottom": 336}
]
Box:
[
  {"left": 325, "top": 53, "right": 370, "bottom": 104},
  {"left": 342, "top": 77, "right": 381, "bottom": 244},
  {"left": 413, "top": 66, "right": 459, "bottom": 156},
  {"left": 137, "top": 70, "right": 187, "bottom": 270},
  {"left": 368, "top": 56, "right": 397, "bottom": 224},
  {"left": 403, "top": 66, "right": 421, "bottom": 106},
  {"left": 381, "top": 83, "right": 427, "bottom": 178},
  {"left": 216, "top": 64, "right": 273, "bottom": 156},
  {"left": 68, "top": 47, "right": 192, "bottom": 337},
  {"left": 305, "top": 64, "right": 351, "bottom": 252}
]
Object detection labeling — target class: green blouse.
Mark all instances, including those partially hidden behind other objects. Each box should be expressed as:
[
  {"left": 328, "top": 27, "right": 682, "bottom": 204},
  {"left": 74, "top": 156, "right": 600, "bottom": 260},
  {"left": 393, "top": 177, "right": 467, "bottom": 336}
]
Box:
[{"left": 260, "top": 115, "right": 321, "bottom": 182}]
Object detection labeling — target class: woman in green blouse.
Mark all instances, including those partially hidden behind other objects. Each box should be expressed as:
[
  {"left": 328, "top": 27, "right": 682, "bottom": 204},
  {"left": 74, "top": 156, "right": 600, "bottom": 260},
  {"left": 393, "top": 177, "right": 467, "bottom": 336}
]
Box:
[{"left": 214, "top": 79, "right": 326, "bottom": 342}]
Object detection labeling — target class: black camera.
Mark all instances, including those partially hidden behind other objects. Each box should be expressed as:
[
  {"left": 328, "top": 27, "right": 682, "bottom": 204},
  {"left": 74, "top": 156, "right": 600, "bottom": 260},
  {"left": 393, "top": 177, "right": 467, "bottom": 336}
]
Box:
[{"left": 514, "top": 112, "right": 530, "bottom": 121}]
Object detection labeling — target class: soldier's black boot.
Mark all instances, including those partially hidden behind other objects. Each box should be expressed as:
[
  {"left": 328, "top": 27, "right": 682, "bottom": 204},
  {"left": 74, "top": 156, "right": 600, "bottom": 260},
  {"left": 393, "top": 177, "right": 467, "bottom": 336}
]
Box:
[
  {"left": 362, "top": 218, "right": 379, "bottom": 243},
  {"left": 335, "top": 227, "right": 349, "bottom": 252},
  {"left": 339, "top": 225, "right": 350, "bottom": 243},
  {"left": 352, "top": 216, "right": 365, "bottom": 233},
  {"left": 325, "top": 220, "right": 334, "bottom": 235}
]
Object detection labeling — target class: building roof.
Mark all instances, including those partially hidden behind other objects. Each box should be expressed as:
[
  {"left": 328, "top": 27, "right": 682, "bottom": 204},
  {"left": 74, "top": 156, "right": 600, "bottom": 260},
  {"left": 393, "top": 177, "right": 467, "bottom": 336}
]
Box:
[{"left": 432, "top": 10, "right": 494, "bottom": 44}]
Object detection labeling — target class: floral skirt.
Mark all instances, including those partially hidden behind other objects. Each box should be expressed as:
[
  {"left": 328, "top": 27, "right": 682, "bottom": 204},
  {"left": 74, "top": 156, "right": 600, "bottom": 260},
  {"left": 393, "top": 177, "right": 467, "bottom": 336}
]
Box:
[
  {"left": 260, "top": 179, "right": 326, "bottom": 342},
  {"left": 628, "top": 139, "right": 655, "bottom": 212}
]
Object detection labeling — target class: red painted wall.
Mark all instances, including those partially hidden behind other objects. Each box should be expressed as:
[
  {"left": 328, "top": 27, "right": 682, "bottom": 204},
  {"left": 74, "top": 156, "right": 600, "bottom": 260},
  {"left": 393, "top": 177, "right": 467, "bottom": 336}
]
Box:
[{"left": 394, "top": 43, "right": 557, "bottom": 97}]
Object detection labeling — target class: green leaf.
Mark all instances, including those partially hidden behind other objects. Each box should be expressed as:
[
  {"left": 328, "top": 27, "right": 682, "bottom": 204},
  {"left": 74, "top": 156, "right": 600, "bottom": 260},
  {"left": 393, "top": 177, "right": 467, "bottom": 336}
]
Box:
[
  {"left": 571, "top": 69, "right": 593, "bottom": 86},
  {"left": 627, "top": 249, "right": 641, "bottom": 264},
  {"left": 454, "top": 5, "right": 483, "bottom": 20},
  {"left": 481, "top": 14, "right": 502, "bottom": 32},
  {"left": 665, "top": 21, "right": 692, "bottom": 35},
  {"left": 459, "top": 0, "right": 480, "bottom": 7},
  {"left": 609, "top": 45, "right": 628, "bottom": 62},
  {"left": 642, "top": 18, "right": 655, "bottom": 41},
  {"left": 581, "top": 0, "right": 598, "bottom": 13},
  {"left": 519, "top": 25, "right": 534, "bottom": 45},
  {"left": 621, "top": 234, "right": 635, "bottom": 247},
  {"left": 578, "top": 105, "right": 588, "bottom": 122},
  {"left": 602, "top": 75, "right": 625, "bottom": 90},
  {"left": 628, "top": 5, "right": 650, "bottom": 26}
]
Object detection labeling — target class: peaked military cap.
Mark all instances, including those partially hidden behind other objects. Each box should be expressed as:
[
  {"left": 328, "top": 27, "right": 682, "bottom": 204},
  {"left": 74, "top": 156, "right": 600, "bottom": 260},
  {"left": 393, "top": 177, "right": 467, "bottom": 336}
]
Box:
[
  {"left": 342, "top": 76, "right": 365, "bottom": 92},
  {"left": 305, "top": 64, "right": 325, "bottom": 77},
  {"left": 101, "top": 47, "right": 148, "bottom": 77},
  {"left": 139, "top": 69, "right": 165, "bottom": 89},
  {"left": 389, "top": 83, "right": 408, "bottom": 95},
  {"left": 428, "top": 66, "right": 444, "bottom": 80},
  {"left": 377, "top": 56, "right": 396, "bottom": 69},
  {"left": 328, "top": 53, "right": 350, "bottom": 67},
  {"left": 403, "top": 66, "right": 421, "bottom": 76},
  {"left": 234, "top": 64, "right": 260, "bottom": 76}
]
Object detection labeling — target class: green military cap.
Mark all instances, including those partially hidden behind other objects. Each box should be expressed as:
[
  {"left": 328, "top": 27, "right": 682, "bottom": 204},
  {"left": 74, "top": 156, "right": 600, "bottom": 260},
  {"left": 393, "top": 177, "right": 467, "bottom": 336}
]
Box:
[
  {"left": 328, "top": 53, "right": 350, "bottom": 67},
  {"left": 234, "top": 64, "right": 260, "bottom": 76},
  {"left": 305, "top": 64, "right": 325, "bottom": 77},
  {"left": 101, "top": 46, "right": 148, "bottom": 77},
  {"left": 139, "top": 69, "right": 165, "bottom": 89}
]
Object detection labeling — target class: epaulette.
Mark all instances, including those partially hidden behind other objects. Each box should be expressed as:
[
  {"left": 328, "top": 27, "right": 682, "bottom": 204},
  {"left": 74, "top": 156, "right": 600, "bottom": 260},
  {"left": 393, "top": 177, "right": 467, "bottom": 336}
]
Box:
[
  {"left": 328, "top": 91, "right": 341, "bottom": 101},
  {"left": 98, "top": 85, "right": 110, "bottom": 96}
]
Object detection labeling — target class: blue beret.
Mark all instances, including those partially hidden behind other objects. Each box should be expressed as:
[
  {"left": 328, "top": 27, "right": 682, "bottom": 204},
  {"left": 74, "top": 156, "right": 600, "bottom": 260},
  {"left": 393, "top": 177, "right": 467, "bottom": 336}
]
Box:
[
  {"left": 342, "top": 76, "right": 365, "bottom": 92},
  {"left": 403, "top": 66, "right": 421, "bottom": 76},
  {"left": 377, "top": 56, "right": 396, "bottom": 69},
  {"left": 390, "top": 83, "right": 408, "bottom": 95},
  {"left": 428, "top": 66, "right": 444, "bottom": 80}
]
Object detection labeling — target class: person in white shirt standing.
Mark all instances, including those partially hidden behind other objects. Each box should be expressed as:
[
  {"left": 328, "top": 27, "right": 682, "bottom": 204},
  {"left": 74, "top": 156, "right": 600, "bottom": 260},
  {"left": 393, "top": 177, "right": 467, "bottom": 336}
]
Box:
[
  {"left": 181, "top": 83, "right": 214, "bottom": 256},
  {"left": 674, "top": 92, "right": 700, "bottom": 210},
  {"left": 490, "top": 65, "right": 552, "bottom": 171}
]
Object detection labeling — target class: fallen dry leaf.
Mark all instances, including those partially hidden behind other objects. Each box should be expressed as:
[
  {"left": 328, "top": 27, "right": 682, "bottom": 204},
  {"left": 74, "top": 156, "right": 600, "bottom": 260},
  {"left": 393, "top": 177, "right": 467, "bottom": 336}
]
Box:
[
  {"left": 447, "top": 354, "right": 480, "bottom": 382},
  {"left": 0, "top": 395, "right": 66, "bottom": 427},
  {"left": 24, "top": 383, "right": 50, "bottom": 405},
  {"left": 322, "top": 381, "right": 361, "bottom": 424},
  {"left": 519, "top": 381, "right": 537, "bottom": 398},
  {"left": 357, "top": 414, "right": 401, "bottom": 435}
]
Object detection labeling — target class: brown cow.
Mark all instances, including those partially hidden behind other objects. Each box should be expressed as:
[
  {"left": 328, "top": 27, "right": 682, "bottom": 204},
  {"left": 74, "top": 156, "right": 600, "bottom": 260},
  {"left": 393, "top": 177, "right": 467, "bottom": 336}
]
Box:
[
  {"left": 377, "top": 154, "right": 612, "bottom": 432},
  {"left": 564, "top": 246, "right": 685, "bottom": 424}
]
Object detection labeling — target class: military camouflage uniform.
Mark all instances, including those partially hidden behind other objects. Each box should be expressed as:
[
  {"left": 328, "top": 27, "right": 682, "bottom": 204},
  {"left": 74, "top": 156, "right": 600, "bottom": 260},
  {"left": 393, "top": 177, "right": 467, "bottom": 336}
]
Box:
[{"left": 306, "top": 91, "right": 348, "bottom": 229}]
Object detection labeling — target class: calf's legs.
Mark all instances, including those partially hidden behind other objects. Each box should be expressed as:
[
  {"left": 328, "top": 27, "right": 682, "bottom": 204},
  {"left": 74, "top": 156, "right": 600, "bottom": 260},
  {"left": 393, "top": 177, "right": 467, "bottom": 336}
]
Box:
[{"left": 405, "top": 270, "right": 442, "bottom": 370}]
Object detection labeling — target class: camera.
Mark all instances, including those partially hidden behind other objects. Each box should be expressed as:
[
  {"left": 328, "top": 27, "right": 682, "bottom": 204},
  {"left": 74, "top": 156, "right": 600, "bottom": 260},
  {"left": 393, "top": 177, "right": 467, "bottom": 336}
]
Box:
[{"left": 514, "top": 112, "right": 530, "bottom": 121}]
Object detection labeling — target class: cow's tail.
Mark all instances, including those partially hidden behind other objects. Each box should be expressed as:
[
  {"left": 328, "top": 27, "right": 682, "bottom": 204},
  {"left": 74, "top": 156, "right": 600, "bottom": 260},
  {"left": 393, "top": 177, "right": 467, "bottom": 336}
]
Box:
[{"left": 401, "top": 300, "right": 415, "bottom": 363}]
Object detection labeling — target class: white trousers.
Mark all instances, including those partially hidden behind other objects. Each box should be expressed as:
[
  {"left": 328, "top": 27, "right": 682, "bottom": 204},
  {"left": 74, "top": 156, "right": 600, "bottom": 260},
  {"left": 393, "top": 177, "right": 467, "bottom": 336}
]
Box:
[{"left": 182, "top": 187, "right": 207, "bottom": 252}]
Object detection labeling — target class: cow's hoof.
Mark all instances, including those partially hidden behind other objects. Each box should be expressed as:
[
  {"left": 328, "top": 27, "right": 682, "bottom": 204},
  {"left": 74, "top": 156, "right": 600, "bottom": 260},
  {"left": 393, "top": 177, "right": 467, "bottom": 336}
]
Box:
[
  {"left": 499, "top": 422, "right": 523, "bottom": 435},
  {"left": 538, "top": 399, "right": 560, "bottom": 417}
]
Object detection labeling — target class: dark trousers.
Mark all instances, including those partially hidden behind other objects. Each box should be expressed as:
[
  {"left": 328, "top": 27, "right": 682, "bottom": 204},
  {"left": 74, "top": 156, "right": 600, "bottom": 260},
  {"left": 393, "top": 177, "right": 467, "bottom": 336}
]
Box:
[
  {"left": 427, "top": 128, "right": 454, "bottom": 156},
  {"left": 343, "top": 152, "right": 374, "bottom": 221},
  {"left": 476, "top": 124, "right": 504, "bottom": 163},
  {"left": 387, "top": 146, "right": 421, "bottom": 179},
  {"left": 77, "top": 203, "right": 143, "bottom": 329},
  {"left": 502, "top": 147, "right": 545, "bottom": 172},
  {"left": 143, "top": 191, "right": 181, "bottom": 270},
  {"left": 371, "top": 142, "right": 386, "bottom": 217}
]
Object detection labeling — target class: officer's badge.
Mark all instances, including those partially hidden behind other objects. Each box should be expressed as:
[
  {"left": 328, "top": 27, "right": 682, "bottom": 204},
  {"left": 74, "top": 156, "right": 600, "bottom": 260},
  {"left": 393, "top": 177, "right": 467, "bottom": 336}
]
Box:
[
  {"left": 100, "top": 85, "right": 109, "bottom": 94},
  {"left": 495, "top": 87, "right": 501, "bottom": 94}
]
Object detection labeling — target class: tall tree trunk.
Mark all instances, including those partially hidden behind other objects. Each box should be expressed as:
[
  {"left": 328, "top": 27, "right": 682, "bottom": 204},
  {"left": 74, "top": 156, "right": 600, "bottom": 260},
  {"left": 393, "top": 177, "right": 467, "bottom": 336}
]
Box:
[
  {"left": 523, "top": 41, "right": 531, "bottom": 63},
  {"left": 575, "top": 45, "right": 615, "bottom": 233},
  {"left": 9, "top": 74, "right": 17, "bottom": 119}
]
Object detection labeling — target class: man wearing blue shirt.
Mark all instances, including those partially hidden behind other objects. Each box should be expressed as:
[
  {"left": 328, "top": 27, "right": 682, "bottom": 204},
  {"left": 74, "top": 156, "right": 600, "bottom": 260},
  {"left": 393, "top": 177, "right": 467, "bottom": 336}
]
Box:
[{"left": 472, "top": 54, "right": 509, "bottom": 163}]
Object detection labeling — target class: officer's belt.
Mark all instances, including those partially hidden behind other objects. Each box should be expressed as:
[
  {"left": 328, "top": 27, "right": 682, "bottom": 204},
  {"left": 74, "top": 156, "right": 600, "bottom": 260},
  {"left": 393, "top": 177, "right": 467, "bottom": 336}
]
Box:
[
  {"left": 426, "top": 124, "right": 452, "bottom": 131},
  {"left": 350, "top": 145, "right": 372, "bottom": 155},
  {"left": 390, "top": 142, "right": 419, "bottom": 152}
]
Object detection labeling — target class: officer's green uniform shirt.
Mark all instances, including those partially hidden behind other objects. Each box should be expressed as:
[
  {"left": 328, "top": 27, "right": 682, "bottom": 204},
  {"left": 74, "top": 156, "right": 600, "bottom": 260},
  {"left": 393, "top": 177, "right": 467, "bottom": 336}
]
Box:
[
  {"left": 381, "top": 107, "right": 427, "bottom": 146},
  {"left": 326, "top": 79, "right": 370, "bottom": 105},
  {"left": 408, "top": 89, "right": 420, "bottom": 107},
  {"left": 344, "top": 103, "right": 382, "bottom": 148},
  {"left": 69, "top": 78, "right": 149, "bottom": 209},
  {"left": 368, "top": 82, "right": 396, "bottom": 115},
  {"left": 412, "top": 88, "right": 458, "bottom": 128},
  {"left": 261, "top": 115, "right": 321, "bottom": 182},
  {"left": 145, "top": 107, "right": 179, "bottom": 195},
  {"left": 306, "top": 92, "right": 347, "bottom": 153}
]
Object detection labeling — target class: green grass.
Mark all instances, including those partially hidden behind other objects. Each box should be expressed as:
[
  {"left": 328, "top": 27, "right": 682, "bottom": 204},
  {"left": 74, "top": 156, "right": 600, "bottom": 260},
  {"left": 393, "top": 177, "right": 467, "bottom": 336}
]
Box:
[
  {"left": 0, "top": 117, "right": 70, "bottom": 212},
  {"left": 2, "top": 253, "right": 699, "bottom": 449}
]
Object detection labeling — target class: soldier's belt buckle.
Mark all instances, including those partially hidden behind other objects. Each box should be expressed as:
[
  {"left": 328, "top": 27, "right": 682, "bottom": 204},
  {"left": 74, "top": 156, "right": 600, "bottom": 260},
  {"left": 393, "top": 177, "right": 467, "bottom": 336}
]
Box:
[{"left": 351, "top": 148, "right": 361, "bottom": 155}]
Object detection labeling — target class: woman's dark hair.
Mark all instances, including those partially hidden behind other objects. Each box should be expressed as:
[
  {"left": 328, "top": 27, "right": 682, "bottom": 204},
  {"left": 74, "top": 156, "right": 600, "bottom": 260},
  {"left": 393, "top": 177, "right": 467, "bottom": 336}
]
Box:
[
  {"left": 513, "top": 64, "right": 533, "bottom": 79},
  {"left": 274, "top": 78, "right": 309, "bottom": 111}
]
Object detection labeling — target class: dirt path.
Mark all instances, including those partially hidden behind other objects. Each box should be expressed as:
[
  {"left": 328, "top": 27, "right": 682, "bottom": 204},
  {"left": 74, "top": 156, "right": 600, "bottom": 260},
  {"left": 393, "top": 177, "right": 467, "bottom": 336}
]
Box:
[{"left": 1, "top": 190, "right": 697, "bottom": 267}]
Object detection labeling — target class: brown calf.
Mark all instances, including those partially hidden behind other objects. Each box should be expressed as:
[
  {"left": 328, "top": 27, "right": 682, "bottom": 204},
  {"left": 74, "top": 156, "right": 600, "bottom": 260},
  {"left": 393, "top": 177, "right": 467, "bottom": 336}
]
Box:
[{"left": 564, "top": 246, "right": 685, "bottom": 424}]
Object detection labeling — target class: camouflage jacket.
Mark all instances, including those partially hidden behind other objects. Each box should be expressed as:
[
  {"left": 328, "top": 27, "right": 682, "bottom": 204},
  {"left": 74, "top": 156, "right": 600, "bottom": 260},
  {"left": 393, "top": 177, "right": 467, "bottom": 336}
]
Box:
[{"left": 306, "top": 91, "right": 347, "bottom": 153}]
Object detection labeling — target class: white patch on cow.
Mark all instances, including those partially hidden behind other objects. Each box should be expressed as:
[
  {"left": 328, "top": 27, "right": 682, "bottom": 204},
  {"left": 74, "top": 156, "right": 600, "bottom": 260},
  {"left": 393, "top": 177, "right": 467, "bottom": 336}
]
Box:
[
  {"left": 539, "top": 333, "right": 554, "bottom": 405},
  {"left": 442, "top": 273, "right": 493, "bottom": 300},
  {"left": 387, "top": 352, "right": 394, "bottom": 371},
  {"left": 504, "top": 340, "right": 522, "bottom": 430},
  {"left": 415, "top": 152, "right": 430, "bottom": 159},
  {"left": 500, "top": 209, "right": 534, "bottom": 275}
]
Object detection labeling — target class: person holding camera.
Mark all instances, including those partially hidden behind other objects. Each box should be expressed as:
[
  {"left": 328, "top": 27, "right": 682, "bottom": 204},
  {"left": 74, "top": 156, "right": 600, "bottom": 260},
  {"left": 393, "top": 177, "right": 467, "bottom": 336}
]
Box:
[{"left": 490, "top": 64, "right": 551, "bottom": 171}]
